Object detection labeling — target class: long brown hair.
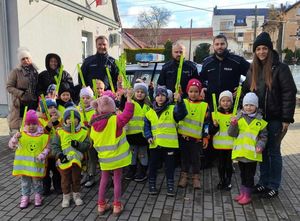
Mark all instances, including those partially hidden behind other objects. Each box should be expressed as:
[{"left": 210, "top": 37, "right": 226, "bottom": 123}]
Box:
[{"left": 250, "top": 49, "right": 273, "bottom": 91}]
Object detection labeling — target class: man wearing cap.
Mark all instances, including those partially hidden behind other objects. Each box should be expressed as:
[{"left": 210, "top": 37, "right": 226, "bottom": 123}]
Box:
[
  {"left": 157, "top": 42, "right": 199, "bottom": 97},
  {"left": 79, "top": 36, "right": 118, "bottom": 91},
  {"left": 6, "top": 47, "right": 39, "bottom": 136}
]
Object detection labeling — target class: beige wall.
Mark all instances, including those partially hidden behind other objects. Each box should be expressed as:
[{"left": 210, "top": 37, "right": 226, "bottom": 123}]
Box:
[{"left": 283, "top": 5, "right": 300, "bottom": 50}]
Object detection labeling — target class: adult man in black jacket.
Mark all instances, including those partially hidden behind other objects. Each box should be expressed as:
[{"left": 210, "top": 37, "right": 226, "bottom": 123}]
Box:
[
  {"left": 200, "top": 35, "right": 250, "bottom": 107},
  {"left": 157, "top": 42, "right": 199, "bottom": 97},
  {"left": 79, "top": 36, "right": 118, "bottom": 91}
]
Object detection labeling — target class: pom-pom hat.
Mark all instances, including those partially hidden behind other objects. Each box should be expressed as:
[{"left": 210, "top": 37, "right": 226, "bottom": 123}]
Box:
[{"left": 25, "top": 110, "right": 39, "bottom": 125}]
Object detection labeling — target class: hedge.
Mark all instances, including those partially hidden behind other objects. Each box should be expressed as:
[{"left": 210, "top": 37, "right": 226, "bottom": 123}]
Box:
[{"left": 125, "top": 48, "right": 165, "bottom": 64}]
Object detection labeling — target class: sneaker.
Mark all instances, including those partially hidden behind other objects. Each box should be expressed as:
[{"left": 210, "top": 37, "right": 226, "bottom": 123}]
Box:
[
  {"left": 124, "top": 167, "right": 136, "bottom": 180},
  {"left": 34, "top": 193, "right": 42, "bottom": 207},
  {"left": 20, "top": 196, "right": 30, "bottom": 209},
  {"left": 134, "top": 173, "right": 147, "bottom": 182},
  {"left": 80, "top": 173, "right": 89, "bottom": 185},
  {"left": 261, "top": 189, "right": 278, "bottom": 199},
  {"left": 84, "top": 176, "right": 95, "bottom": 188},
  {"left": 149, "top": 186, "right": 158, "bottom": 195},
  {"left": 253, "top": 184, "right": 266, "bottom": 194},
  {"left": 73, "top": 192, "right": 83, "bottom": 206},
  {"left": 167, "top": 187, "right": 175, "bottom": 197},
  {"left": 224, "top": 183, "right": 232, "bottom": 191},
  {"left": 98, "top": 201, "right": 111, "bottom": 215},
  {"left": 113, "top": 202, "right": 124, "bottom": 216}
]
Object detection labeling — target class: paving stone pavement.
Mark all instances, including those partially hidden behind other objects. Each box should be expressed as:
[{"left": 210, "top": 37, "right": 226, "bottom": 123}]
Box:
[{"left": 0, "top": 109, "right": 300, "bottom": 221}]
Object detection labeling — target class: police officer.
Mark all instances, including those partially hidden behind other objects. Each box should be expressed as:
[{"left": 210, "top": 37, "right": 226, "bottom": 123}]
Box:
[
  {"left": 200, "top": 34, "right": 250, "bottom": 107},
  {"left": 79, "top": 36, "right": 118, "bottom": 91},
  {"left": 157, "top": 42, "right": 199, "bottom": 97}
]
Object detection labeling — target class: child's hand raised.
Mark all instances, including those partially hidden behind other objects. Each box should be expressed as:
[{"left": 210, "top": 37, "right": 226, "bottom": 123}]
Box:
[
  {"left": 148, "top": 138, "right": 153, "bottom": 144},
  {"left": 126, "top": 88, "right": 134, "bottom": 100},
  {"left": 174, "top": 92, "right": 181, "bottom": 102},
  {"left": 213, "top": 120, "right": 219, "bottom": 127}
]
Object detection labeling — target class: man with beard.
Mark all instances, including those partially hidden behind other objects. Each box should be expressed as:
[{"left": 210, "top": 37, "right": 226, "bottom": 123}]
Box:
[
  {"left": 79, "top": 36, "right": 118, "bottom": 91},
  {"left": 199, "top": 34, "right": 250, "bottom": 106},
  {"left": 199, "top": 34, "right": 249, "bottom": 169},
  {"left": 157, "top": 42, "right": 199, "bottom": 97}
]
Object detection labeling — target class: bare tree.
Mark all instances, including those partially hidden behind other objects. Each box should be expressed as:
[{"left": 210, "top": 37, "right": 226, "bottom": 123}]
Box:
[{"left": 137, "top": 6, "right": 171, "bottom": 47}]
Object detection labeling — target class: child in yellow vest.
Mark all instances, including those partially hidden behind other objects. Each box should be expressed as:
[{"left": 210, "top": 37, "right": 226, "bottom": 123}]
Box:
[
  {"left": 228, "top": 92, "right": 268, "bottom": 205},
  {"left": 95, "top": 79, "right": 105, "bottom": 97},
  {"left": 38, "top": 98, "right": 63, "bottom": 196},
  {"left": 125, "top": 82, "right": 151, "bottom": 182},
  {"left": 56, "top": 85, "right": 73, "bottom": 114},
  {"left": 78, "top": 86, "right": 96, "bottom": 187},
  {"left": 51, "top": 106, "right": 90, "bottom": 208},
  {"left": 144, "top": 87, "right": 187, "bottom": 196},
  {"left": 177, "top": 79, "right": 210, "bottom": 189},
  {"left": 211, "top": 90, "right": 235, "bottom": 190},
  {"left": 90, "top": 89, "right": 134, "bottom": 216},
  {"left": 9, "top": 110, "right": 50, "bottom": 209}
]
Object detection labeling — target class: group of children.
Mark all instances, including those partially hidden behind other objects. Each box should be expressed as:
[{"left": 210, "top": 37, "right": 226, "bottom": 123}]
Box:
[{"left": 9, "top": 76, "right": 268, "bottom": 216}]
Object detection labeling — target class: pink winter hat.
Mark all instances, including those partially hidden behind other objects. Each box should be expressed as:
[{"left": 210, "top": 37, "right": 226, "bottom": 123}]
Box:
[
  {"left": 102, "top": 90, "right": 116, "bottom": 100},
  {"left": 92, "top": 95, "right": 116, "bottom": 114},
  {"left": 25, "top": 110, "right": 39, "bottom": 125}
]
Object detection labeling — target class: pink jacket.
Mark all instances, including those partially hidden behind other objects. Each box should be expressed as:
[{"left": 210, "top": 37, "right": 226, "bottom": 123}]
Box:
[{"left": 91, "top": 102, "right": 134, "bottom": 137}]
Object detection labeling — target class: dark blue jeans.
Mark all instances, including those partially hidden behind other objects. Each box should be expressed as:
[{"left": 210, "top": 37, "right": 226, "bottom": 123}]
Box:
[{"left": 258, "top": 120, "right": 286, "bottom": 191}]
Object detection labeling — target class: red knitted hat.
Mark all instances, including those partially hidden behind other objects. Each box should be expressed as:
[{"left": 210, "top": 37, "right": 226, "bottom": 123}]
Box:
[{"left": 186, "top": 78, "right": 202, "bottom": 93}]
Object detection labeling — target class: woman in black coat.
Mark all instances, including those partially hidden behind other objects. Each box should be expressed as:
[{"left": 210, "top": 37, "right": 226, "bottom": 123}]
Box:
[{"left": 242, "top": 32, "right": 297, "bottom": 198}]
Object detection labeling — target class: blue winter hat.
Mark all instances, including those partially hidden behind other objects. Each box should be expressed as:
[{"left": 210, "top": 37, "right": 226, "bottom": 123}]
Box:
[{"left": 39, "top": 98, "right": 57, "bottom": 113}]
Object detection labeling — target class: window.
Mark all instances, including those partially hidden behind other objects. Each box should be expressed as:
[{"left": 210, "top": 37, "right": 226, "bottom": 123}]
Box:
[
  {"left": 236, "top": 18, "right": 245, "bottom": 24},
  {"left": 220, "top": 21, "right": 233, "bottom": 31},
  {"left": 251, "top": 21, "right": 259, "bottom": 28},
  {"left": 297, "top": 8, "right": 300, "bottom": 15},
  {"left": 237, "top": 32, "right": 244, "bottom": 37},
  {"left": 109, "top": 33, "right": 121, "bottom": 47},
  {"left": 81, "top": 31, "right": 93, "bottom": 61}
]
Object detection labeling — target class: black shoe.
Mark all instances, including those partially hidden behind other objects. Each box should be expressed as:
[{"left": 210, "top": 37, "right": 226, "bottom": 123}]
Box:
[
  {"left": 223, "top": 183, "right": 232, "bottom": 191},
  {"left": 43, "top": 189, "right": 52, "bottom": 196},
  {"left": 134, "top": 173, "right": 147, "bottom": 182},
  {"left": 217, "top": 181, "right": 224, "bottom": 190},
  {"left": 167, "top": 187, "right": 175, "bottom": 197},
  {"left": 253, "top": 184, "right": 266, "bottom": 194},
  {"left": 125, "top": 168, "right": 136, "bottom": 180},
  {"left": 54, "top": 188, "right": 62, "bottom": 195},
  {"left": 261, "top": 189, "right": 278, "bottom": 199},
  {"left": 149, "top": 186, "right": 158, "bottom": 195}
]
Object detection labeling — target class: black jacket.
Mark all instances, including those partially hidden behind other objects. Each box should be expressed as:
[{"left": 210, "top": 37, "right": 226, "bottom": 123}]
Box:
[
  {"left": 157, "top": 59, "right": 199, "bottom": 97},
  {"left": 80, "top": 53, "right": 118, "bottom": 90},
  {"left": 38, "top": 53, "right": 74, "bottom": 97},
  {"left": 199, "top": 50, "right": 250, "bottom": 105},
  {"left": 242, "top": 51, "right": 297, "bottom": 123}
]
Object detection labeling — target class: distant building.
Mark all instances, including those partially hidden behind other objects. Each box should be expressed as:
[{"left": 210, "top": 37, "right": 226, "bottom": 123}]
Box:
[
  {"left": 123, "top": 28, "right": 213, "bottom": 61},
  {"left": 0, "top": 0, "right": 121, "bottom": 115},
  {"left": 212, "top": 6, "right": 269, "bottom": 57}
]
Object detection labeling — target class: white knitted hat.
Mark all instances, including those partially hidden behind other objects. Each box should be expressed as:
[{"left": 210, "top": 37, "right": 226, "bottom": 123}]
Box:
[
  {"left": 80, "top": 86, "right": 94, "bottom": 98},
  {"left": 17, "top": 47, "right": 32, "bottom": 62},
  {"left": 243, "top": 92, "right": 258, "bottom": 108},
  {"left": 219, "top": 90, "right": 233, "bottom": 103}
]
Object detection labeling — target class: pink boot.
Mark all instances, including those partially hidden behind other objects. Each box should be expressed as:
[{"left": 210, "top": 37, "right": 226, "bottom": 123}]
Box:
[
  {"left": 238, "top": 187, "right": 252, "bottom": 205},
  {"left": 35, "top": 193, "right": 42, "bottom": 207},
  {"left": 20, "top": 196, "right": 30, "bottom": 209},
  {"left": 234, "top": 185, "right": 245, "bottom": 201}
]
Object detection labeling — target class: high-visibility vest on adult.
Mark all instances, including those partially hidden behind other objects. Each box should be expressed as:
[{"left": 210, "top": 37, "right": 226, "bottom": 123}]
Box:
[
  {"left": 178, "top": 99, "right": 208, "bottom": 139},
  {"left": 90, "top": 115, "right": 131, "bottom": 170},
  {"left": 212, "top": 112, "right": 234, "bottom": 150},
  {"left": 13, "top": 132, "right": 49, "bottom": 177},
  {"left": 56, "top": 128, "right": 88, "bottom": 170},
  {"left": 126, "top": 100, "right": 150, "bottom": 135},
  {"left": 145, "top": 105, "right": 178, "bottom": 149},
  {"left": 231, "top": 118, "right": 267, "bottom": 162}
]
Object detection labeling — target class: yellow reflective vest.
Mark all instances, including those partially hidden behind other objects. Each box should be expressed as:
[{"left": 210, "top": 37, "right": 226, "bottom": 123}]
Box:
[
  {"left": 212, "top": 112, "right": 234, "bottom": 150},
  {"left": 231, "top": 117, "right": 267, "bottom": 162},
  {"left": 78, "top": 106, "right": 95, "bottom": 125},
  {"left": 145, "top": 105, "right": 178, "bottom": 149},
  {"left": 56, "top": 128, "right": 88, "bottom": 170},
  {"left": 90, "top": 115, "right": 131, "bottom": 170},
  {"left": 13, "top": 132, "right": 49, "bottom": 178},
  {"left": 178, "top": 99, "right": 208, "bottom": 139},
  {"left": 126, "top": 100, "right": 150, "bottom": 135}
]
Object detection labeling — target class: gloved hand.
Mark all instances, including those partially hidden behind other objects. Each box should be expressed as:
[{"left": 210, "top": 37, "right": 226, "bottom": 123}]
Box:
[
  {"left": 202, "top": 137, "right": 209, "bottom": 149},
  {"left": 255, "top": 146, "right": 263, "bottom": 153},
  {"left": 230, "top": 117, "right": 238, "bottom": 125},
  {"left": 71, "top": 140, "right": 79, "bottom": 149},
  {"left": 37, "top": 153, "right": 46, "bottom": 161},
  {"left": 59, "top": 153, "right": 69, "bottom": 164},
  {"left": 83, "top": 121, "right": 89, "bottom": 127}
]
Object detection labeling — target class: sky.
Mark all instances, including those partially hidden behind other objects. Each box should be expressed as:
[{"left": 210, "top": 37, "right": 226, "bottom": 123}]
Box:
[{"left": 117, "top": 0, "right": 298, "bottom": 28}]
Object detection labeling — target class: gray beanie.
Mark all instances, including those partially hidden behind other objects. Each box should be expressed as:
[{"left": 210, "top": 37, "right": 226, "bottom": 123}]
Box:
[
  {"left": 243, "top": 92, "right": 258, "bottom": 108},
  {"left": 134, "top": 82, "right": 148, "bottom": 95}
]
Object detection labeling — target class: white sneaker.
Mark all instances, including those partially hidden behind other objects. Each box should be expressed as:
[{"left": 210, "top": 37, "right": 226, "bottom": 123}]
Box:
[
  {"left": 84, "top": 176, "right": 95, "bottom": 188},
  {"left": 62, "top": 193, "right": 71, "bottom": 208},
  {"left": 80, "top": 173, "right": 89, "bottom": 185},
  {"left": 73, "top": 192, "right": 83, "bottom": 206}
]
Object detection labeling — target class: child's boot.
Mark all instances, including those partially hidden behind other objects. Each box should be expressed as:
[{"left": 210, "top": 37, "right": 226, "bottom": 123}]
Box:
[
  {"left": 178, "top": 172, "right": 188, "bottom": 188},
  {"left": 113, "top": 201, "right": 124, "bottom": 216},
  {"left": 192, "top": 174, "right": 201, "bottom": 189},
  {"left": 124, "top": 165, "right": 136, "bottom": 180},
  {"left": 234, "top": 185, "right": 245, "bottom": 201},
  {"left": 62, "top": 193, "right": 71, "bottom": 208},
  {"left": 134, "top": 165, "right": 148, "bottom": 182},
  {"left": 98, "top": 200, "right": 111, "bottom": 215},
  {"left": 148, "top": 178, "right": 158, "bottom": 195},
  {"left": 34, "top": 193, "right": 42, "bottom": 207},
  {"left": 238, "top": 187, "right": 252, "bottom": 205},
  {"left": 73, "top": 192, "right": 83, "bottom": 206},
  {"left": 20, "top": 196, "right": 30, "bottom": 209},
  {"left": 167, "top": 179, "right": 175, "bottom": 196}
]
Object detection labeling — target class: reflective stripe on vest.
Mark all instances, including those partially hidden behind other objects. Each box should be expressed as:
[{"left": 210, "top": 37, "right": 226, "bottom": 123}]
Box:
[
  {"left": 231, "top": 117, "right": 267, "bottom": 162},
  {"left": 212, "top": 112, "right": 234, "bottom": 150},
  {"left": 126, "top": 101, "right": 150, "bottom": 135},
  {"left": 145, "top": 105, "right": 178, "bottom": 149},
  {"left": 90, "top": 115, "right": 131, "bottom": 170},
  {"left": 12, "top": 132, "right": 49, "bottom": 177},
  {"left": 56, "top": 128, "right": 88, "bottom": 170},
  {"left": 178, "top": 99, "right": 208, "bottom": 139}
]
